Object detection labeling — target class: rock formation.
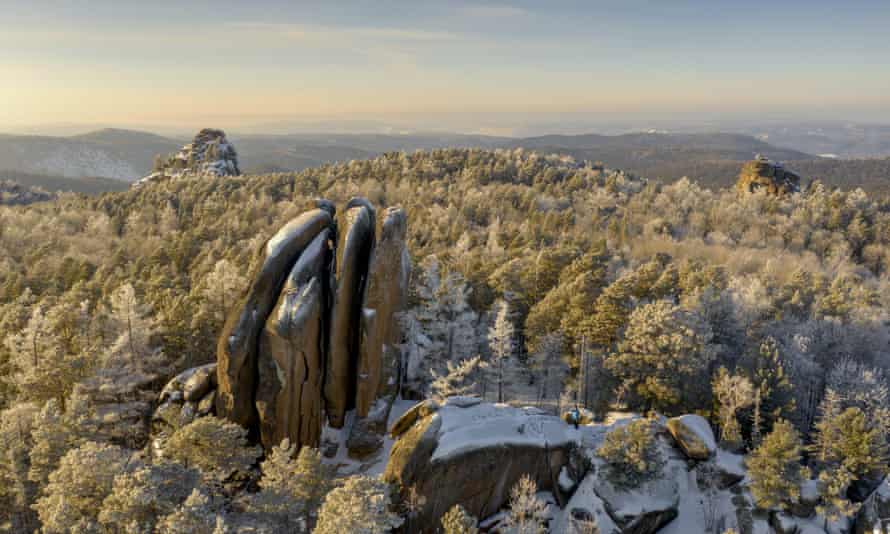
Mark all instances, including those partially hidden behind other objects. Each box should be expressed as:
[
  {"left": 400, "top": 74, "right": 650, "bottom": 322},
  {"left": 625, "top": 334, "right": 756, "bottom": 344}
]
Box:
[
  {"left": 384, "top": 398, "right": 579, "bottom": 532},
  {"left": 210, "top": 198, "right": 409, "bottom": 453},
  {"left": 137, "top": 128, "right": 240, "bottom": 186},
  {"left": 735, "top": 155, "right": 801, "bottom": 196}
]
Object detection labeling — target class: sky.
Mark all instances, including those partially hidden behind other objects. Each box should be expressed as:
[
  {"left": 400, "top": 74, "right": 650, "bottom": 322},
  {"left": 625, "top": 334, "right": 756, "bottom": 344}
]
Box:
[{"left": 2, "top": 0, "right": 890, "bottom": 133}]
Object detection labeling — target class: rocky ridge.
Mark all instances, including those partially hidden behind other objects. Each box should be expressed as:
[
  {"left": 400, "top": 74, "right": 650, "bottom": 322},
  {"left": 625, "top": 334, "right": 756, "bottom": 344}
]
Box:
[
  {"left": 735, "top": 155, "right": 801, "bottom": 196},
  {"left": 136, "top": 128, "right": 240, "bottom": 186}
]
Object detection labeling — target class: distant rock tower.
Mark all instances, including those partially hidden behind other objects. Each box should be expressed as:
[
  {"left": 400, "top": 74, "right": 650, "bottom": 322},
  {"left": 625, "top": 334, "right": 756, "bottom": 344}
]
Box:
[
  {"left": 735, "top": 156, "right": 800, "bottom": 196},
  {"left": 136, "top": 128, "right": 240, "bottom": 186}
]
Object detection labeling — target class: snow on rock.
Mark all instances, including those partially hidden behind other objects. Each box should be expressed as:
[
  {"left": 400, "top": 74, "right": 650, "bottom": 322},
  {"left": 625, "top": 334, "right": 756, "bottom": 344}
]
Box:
[
  {"left": 666, "top": 414, "right": 716, "bottom": 460},
  {"left": 135, "top": 128, "right": 239, "bottom": 186},
  {"left": 384, "top": 399, "right": 580, "bottom": 533},
  {"left": 430, "top": 401, "right": 577, "bottom": 462}
]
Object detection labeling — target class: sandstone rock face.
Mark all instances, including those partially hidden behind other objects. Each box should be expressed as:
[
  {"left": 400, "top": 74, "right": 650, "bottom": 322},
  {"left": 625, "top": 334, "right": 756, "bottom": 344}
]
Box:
[
  {"left": 356, "top": 207, "right": 409, "bottom": 417},
  {"left": 384, "top": 399, "right": 576, "bottom": 532},
  {"left": 666, "top": 414, "right": 716, "bottom": 461},
  {"left": 206, "top": 199, "right": 407, "bottom": 453},
  {"left": 255, "top": 228, "right": 332, "bottom": 450},
  {"left": 735, "top": 156, "right": 801, "bottom": 196},
  {"left": 325, "top": 203, "right": 375, "bottom": 428},
  {"left": 216, "top": 209, "right": 333, "bottom": 429}
]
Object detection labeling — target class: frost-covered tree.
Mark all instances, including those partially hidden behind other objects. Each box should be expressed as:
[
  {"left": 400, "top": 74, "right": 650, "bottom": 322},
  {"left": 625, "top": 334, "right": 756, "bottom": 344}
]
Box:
[
  {"left": 157, "top": 489, "right": 227, "bottom": 534},
  {"left": 33, "top": 441, "right": 134, "bottom": 533},
  {"left": 825, "top": 358, "right": 890, "bottom": 440},
  {"left": 488, "top": 299, "right": 517, "bottom": 403},
  {"left": 530, "top": 331, "right": 567, "bottom": 404},
  {"left": 201, "top": 259, "right": 248, "bottom": 324},
  {"left": 165, "top": 417, "right": 261, "bottom": 482},
  {"left": 409, "top": 255, "right": 479, "bottom": 393},
  {"left": 98, "top": 461, "right": 201, "bottom": 533},
  {"left": 607, "top": 301, "right": 715, "bottom": 412},
  {"left": 746, "top": 420, "right": 809, "bottom": 511},
  {"left": 502, "top": 474, "right": 549, "bottom": 534},
  {"left": 105, "top": 282, "right": 157, "bottom": 369},
  {"left": 430, "top": 356, "right": 487, "bottom": 402},
  {"left": 712, "top": 367, "right": 754, "bottom": 448},
  {"left": 441, "top": 504, "right": 479, "bottom": 534},
  {"left": 3, "top": 301, "right": 93, "bottom": 408},
  {"left": 0, "top": 402, "right": 38, "bottom": 531},
  {"left": 314, "top": 475, "right": 402, "bottom": 534},
  {"left": 243, "top": 439, "right": 335, "bottom": 531},
  {"left": 596, "top": 417, "right": 664, "bottom": 488}
]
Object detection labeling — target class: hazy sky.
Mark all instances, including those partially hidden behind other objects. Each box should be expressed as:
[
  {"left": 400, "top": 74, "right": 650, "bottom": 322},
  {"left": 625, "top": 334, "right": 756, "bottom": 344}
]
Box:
[{"left": 2, "top": 0, "right": 890, "bottom": 132}]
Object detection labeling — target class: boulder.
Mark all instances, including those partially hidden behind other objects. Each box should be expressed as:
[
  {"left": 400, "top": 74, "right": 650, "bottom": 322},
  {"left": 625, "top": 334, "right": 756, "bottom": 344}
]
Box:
[
  {"left": 591, "top": 460, "right": 681, "bottom": 534},
  {"left": 554, "top": 472, "right": 620, "bottom": 534},
  {"left": 325, "top": 202, "right": 375, "bottom": 428},
  {"left": 216, "top": 208, "right": 332, "bottom": 429},
  {"left": 182, "top": 364, "right": 217, "bottom": 402},
  {"left": 197, "top": 391, "right": 216, "bottom": 416},
  {"left": 255, "top": 227, "right": 331, "bottom": 450},
  {"left": 384, "top": 401, "right": 576, "bottom": 532},
  {"left": 356, "top": 207, "right": 409, "bottom": 416},
  {"left": 666, "top": 414, "right": 716, "bottom": 461}
]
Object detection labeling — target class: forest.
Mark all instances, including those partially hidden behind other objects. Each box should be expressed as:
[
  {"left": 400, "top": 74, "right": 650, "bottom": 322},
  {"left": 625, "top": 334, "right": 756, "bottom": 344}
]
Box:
[{"left": 1, "top": 148, "right": 889, "bottom": 532}]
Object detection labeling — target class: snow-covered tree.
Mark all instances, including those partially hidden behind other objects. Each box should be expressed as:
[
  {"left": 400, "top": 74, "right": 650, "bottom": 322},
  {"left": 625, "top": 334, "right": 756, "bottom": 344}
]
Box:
[
  {"left": 596, "top": 417, "right": 664, "bottom": 488},
  {"left": 712, "top": 367, "right": 754, "bottom": 448},
  {"left": 243, "top": 438, "right": 335, "bottom": 531},
  {"left": 201, "top": 258, "right": 248, "bottom": 324},
  {"left": 99, "top": 461, "right": 202, "bottom": 533},
  {"left": 0, "top": 402, "right": 38, "bottom": 531},
  {"left": 607, "top": 301, "right": 715, "bottom": 412},
  {"left": 530, "top": 331, "right": 567, "bottom": 405},
  {"left": 157, "top": 489, "right": 226, "bottom": 534},
  {"left": 441, "top": 504, "right": 479, "bottom": 534},
  {"left": 502, "top": 475, "right": 548, "bottom": 534},
  {"left": 165, "top": 417, "right": 261, "bottom": 482},
  {"left": 430, "top": 356, "right": 487, "bottom": 401},
  {"left": 410, "top": 255, "right": 479, "bottom": 394},
  {"left": 488, "top": 299, "right": 517, "bottom": 403},
  {"left": 33, "top": 441, "right": 134, "bottom": 533},
  {"left": 314, "top": 475, "right": 402, "bottom": 534}
]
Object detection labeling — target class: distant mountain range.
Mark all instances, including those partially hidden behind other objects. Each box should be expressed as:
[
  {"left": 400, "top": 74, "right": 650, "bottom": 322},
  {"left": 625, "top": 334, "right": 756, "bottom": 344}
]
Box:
[{"left": 0, "top": 128, "right": 887, "bottom": 196}]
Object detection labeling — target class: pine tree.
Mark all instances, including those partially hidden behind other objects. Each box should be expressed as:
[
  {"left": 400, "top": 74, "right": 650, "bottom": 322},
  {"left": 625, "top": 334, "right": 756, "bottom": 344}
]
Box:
[
  {"left": 98, "top": 461, "right": 202, "bottom": 533},
  {"left": 314, "top": 476, "right": 403, "bottom": 534},
  {"left": 488, "top": 299, "right": 516, "bottom": 403},
  {"left": 441, "top": 504, "right": 479, "bottom": 534},
  {"left": 746, "top": 420, "right": 809, "bottom": 511},
  {"left": 502, "top": 475, "right": 548, "bottom": 534},
  {"left": 712, "top": 367, "right": 754, "bottom": 448},
  {"left": 33, "top": 441, "right": 134, "bottom": 533},
  {"left": 430, "top": 356, "right": 487, "bottom": 402},
  {"left": 596, "top": 417, "right": 664, "bottom": 488},
  {"left": 158, "top": 489, "right": 226, "bottom": 534},
  {"left": 165, "top": 417, "right": 262, "bottom": 482},
  {"left": 606, "top": 301, "right": 715, "bottom": 412},
  {"left": 244, "top": 439, "right": 335, "bottom": 530}
]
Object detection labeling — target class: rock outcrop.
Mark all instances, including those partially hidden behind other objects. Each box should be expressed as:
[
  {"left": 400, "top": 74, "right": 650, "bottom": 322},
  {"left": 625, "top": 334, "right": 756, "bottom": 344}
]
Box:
[
  {"left": 211, "top": 198, "right": 408, "bottom": 453},
  {"left": 137, "top": 128, "right": 240, "bottom": 186},
  {"left": 384, "top": 398, "right": 578, "bottom": 532},
  {"left": 735, "top": 155, "right": 801, "bottom": 196},
  {"left": 666, "top": 414, "right": 716, "bottom": 461}
]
